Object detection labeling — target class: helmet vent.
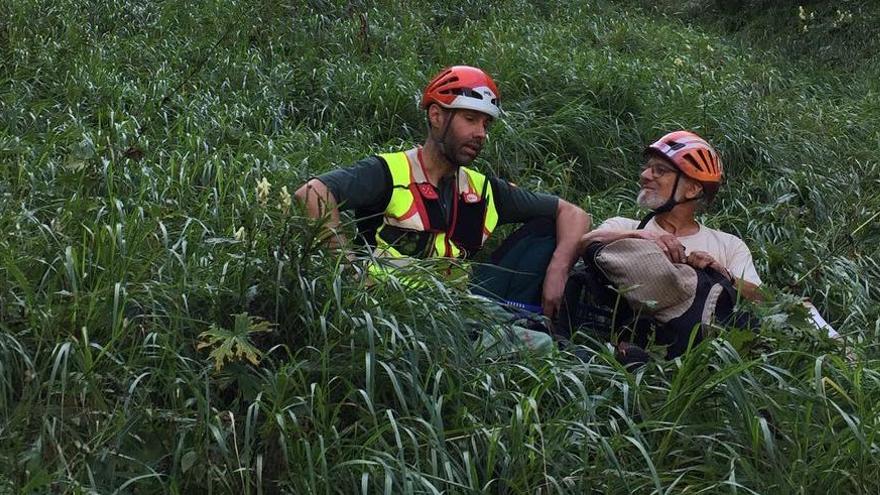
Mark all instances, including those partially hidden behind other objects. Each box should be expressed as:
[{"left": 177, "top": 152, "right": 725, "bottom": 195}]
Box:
[
  {"left": 697, "top": 149, "right": 712, "bottom": 171},
  {"left": 667, "top": 141, "right": 686, "bottom": 151},
  {"left": 451, "top": 88, "right": 482, "bottom": 99},
  {"left": 683, "top": 153, "right": 704, "bottom": 172},
  {"left": 706, "top": 150, "right": 718, "bottom": 173},
  {"left": 447, "top": 88, "right": 499, "bottom": 107}
]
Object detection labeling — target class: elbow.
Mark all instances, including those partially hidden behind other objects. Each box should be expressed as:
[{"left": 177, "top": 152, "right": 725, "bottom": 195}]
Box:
[
  {"left": 294, "top": 179, "right": 324, "bottom": 204},
  {"left": 558, "top": 199, "right": 591, "bottom": 230},
  {"left": 294, "top": 179, "right": 338, "bottom": 219},
  {"left": 738, "top": 281, "right": 763, "bottom": 303},
  {"left": 293, "top": 182, "right": 311, "bottom": 203}
]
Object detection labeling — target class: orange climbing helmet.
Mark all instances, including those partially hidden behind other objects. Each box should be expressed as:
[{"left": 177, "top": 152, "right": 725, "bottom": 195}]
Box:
[
  {"left": 420, "top": 65, "right": 501, "bottom": 118},
  {"left": 646, "top": 130, "right": 723, "bottom": 183},
  {"left": 646, "top": 130, "right": 723, "bottom": 200}
]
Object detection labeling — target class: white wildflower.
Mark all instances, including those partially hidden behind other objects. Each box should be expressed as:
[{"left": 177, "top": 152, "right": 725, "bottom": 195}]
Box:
[
  {"left": 256, "top": 177, "right": 271, "bottom": 206},
  {"left": 279, "top": 186, "right": 292, "bottom": 215}
]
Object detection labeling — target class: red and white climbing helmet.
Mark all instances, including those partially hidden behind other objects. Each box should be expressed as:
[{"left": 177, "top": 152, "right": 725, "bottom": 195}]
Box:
[{"left": 420, "top": 65, "right": 501, "bottom": 118}]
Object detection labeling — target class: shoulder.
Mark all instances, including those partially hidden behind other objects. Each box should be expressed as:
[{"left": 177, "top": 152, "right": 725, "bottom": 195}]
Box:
[
  {"left": 318, "top": 155, "right": 389, "bottom": 181},
  {"left": 318, "top": 154, "right": 387, "bottom": 175},
  {"left": 487, "top": 176, "right": 513, "bottom": 193},
  {"left": 699, "top": 224, "right": 752, "bottom": 252},
  {"left": 487, "top": 178, "right": 559, "bottom": 224},
  {"left": 357, "top": 154, "right": 390, "bottom": 170},
  {"left": 700, "top": 224, "right": 746, "bottom": 244},
  {"left": 597, "top": 216, "right": 639, "bottom": 231},
  {"left": 314, "top": 155, "right": 392, "bottom": 209}
]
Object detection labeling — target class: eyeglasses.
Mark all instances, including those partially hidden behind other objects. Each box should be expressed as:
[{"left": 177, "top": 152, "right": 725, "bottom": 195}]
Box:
[{"left": 640, "top": 161, "right": 679, "bottom": 178}]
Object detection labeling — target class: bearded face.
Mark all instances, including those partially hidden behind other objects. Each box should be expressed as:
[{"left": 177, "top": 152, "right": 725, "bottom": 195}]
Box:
[
  {"left": 636, "top": 156, "right": 703, "bottom": 209},
  {"left": 430, "top": 108, "right": 492, "bottom": 166},
  {"left": 445, "top": 118, "right": 484, "bottom": 165},
  {"left": 636, "top": 187, "right": 668, "bottom": 210}
]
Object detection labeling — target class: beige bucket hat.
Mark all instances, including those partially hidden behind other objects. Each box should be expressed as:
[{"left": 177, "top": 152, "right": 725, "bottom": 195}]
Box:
[{"left": 593, "top": 238, "right": 702, "bottom": 323}]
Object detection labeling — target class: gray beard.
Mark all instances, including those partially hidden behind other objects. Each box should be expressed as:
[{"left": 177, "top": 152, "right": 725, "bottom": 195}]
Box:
[{"left": 637, "top": 189, "right": 667, "bottom": 210}]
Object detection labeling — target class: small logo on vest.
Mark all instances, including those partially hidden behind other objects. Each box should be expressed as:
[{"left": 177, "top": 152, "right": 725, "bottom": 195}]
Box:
[
  {"left": 417, "top": 183, "right": 438, "bottom": 200},
  {"left": 463, "top": 192, "right": 480, "bottom": 204}
]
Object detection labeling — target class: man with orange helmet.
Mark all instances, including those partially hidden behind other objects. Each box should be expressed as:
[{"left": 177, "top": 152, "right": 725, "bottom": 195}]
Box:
[
  {"left": 563, "top": 130, "right": 762, "bottom": 365},
  {"left": 579, "top": 130, "right": 761, "bottom": 301},
  {"left": 295, "top": 65, "right": 590, "bottom": 317}
]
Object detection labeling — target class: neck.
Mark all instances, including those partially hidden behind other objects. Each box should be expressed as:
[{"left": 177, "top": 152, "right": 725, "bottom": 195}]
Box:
[
  {"left": 420, "top": 140, "right": 457, "bottom": 184},
  {"left": 654, "top": 205, "right": 699, "bottom": 236}
]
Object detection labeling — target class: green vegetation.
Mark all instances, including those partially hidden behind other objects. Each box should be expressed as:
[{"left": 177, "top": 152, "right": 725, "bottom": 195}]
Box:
[
  {"left": 632, "top": 0, "right": 880, "bottom": 75},
  {"left": 1, "top": 0, "right": 879, "bottom": 492}
]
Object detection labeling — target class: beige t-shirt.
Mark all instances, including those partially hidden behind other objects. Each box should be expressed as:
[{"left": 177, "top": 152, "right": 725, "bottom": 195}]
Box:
[{"left": 597, "top": 216, "right": 762, "bottom": 285}]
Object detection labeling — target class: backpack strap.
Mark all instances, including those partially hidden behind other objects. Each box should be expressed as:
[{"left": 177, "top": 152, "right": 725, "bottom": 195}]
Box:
[
  {"left": 636, "top": 211, "right": 655, "bottom": 230},
  {"left": 556, "top": 241, "right": 641, "bottom": 340}
]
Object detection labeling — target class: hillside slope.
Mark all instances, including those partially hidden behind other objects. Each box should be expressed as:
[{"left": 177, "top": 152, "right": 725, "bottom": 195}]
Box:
[{"left": 1, "top": 0, "right": 879, "bottom": 492}]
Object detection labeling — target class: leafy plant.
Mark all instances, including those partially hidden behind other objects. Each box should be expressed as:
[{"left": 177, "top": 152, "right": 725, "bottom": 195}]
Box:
[{"left": 197, "top": 313, "right": 272, "bottom": 370}]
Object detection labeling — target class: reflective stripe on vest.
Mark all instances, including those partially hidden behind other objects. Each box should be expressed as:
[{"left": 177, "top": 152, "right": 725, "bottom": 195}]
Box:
[{"left": 375, "top": 148, "right": 499, "bottom": 260}]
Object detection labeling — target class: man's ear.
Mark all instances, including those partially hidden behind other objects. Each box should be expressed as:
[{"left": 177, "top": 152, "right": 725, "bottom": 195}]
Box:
[
  {"left": 427, "top": 104, "right": 445, "bottom": 131},
  {"left": 683, "top": 178, "right": 704, "bottom": 201}
]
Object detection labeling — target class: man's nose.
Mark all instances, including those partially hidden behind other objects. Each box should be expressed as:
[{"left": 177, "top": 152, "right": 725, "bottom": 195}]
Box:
[{"left": 473, "top": 124, "right": 487, "bottom": 141}]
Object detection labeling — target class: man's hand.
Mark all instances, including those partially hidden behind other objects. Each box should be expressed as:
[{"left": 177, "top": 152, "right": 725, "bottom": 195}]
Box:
[
  {"left": 686, "top": 250, "right": 731, "bottom": 280},
  {"left": 545, "top": 199, "right": 590, "bottom": 318},
  {"left": 542, "top": 266, "right": 567, "bottom": 318},
  {"left": 636, "top": 230, "right": 687, "bottom": 264}
]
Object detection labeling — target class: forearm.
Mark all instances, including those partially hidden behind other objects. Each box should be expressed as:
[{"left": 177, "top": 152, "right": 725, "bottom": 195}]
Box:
[
  {"left": 548, "top": 200, "right": 591, "bottom": 274},
  {"left": 578, "top": 229, "right": 642, "bottom": 253},
  {"left": 540, "top": 200, "right": 589, "bottom": 317},
  {"left": 734, "top": 279, "right": 762, "bottom": 302}
]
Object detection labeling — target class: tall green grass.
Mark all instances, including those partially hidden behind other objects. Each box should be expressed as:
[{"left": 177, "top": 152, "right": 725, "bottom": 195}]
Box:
[{"left": 1, "top": 0, "right": 879, "bottom": 492}]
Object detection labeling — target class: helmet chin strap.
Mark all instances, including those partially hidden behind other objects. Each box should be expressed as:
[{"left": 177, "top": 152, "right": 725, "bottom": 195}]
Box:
[
  {"left": 431, "top": 109, "right": 459, "bottom": 167},
  {"left": 637, "top": 172, "right": 702, "bottom": 229}
]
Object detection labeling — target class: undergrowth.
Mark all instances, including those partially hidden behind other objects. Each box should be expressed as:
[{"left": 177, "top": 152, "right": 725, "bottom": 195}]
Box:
[{"left": 1, "top": 0, "right": 878, "bottom": 492}]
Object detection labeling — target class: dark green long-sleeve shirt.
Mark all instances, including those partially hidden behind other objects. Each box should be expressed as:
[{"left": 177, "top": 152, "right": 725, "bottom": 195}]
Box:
[{"left": 316, "top": 155, "right": 559, "bottom": 246}]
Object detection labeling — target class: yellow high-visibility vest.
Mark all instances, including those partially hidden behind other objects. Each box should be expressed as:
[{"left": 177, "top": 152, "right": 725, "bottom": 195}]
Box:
[{"left": 372, "top": 148, "right": 499, "bottom": 267}]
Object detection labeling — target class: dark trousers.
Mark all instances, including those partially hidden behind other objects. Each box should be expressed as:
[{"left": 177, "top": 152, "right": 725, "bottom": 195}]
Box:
[{"left": 470, "top": 218, "right": 557, "bottom": 313}]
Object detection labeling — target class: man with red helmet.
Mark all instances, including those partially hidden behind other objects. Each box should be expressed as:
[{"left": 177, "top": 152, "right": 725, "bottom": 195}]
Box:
[
  {"left": 295, "top": 65, "right": 590, "bottom": 317},
  {"left": 579, "top": 130, "right": 761, "bottom": 301}
]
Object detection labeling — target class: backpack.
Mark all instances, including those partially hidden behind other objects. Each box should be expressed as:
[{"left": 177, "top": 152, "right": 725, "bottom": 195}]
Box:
[{"left": 557, "top": 239, "right": 757, "bottom": 358}]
